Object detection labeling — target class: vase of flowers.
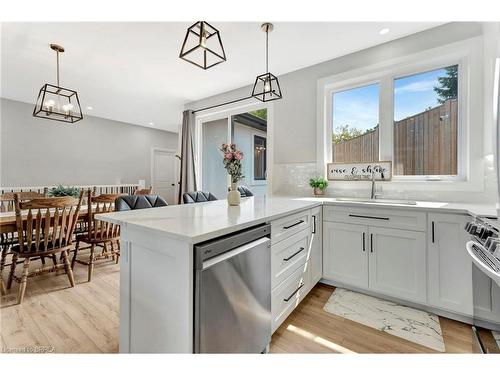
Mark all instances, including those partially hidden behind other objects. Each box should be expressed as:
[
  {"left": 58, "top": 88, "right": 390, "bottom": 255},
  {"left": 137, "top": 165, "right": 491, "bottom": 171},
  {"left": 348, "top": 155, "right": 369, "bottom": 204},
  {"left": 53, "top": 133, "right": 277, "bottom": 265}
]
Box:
[
  {"left": 221, "top": 143, "right": 244, "bottom": 206},
  {"left": 309, "top": 177, "right": 328, "bottom": 196}
]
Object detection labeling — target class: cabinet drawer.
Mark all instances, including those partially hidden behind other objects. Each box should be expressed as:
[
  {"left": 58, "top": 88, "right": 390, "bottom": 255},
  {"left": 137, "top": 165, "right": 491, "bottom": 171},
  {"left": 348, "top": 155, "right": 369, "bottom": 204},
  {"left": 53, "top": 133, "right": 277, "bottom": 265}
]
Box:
[
  {"left": 271, "top": 228, "right": 310, "bottom": 289},
  {"left": 271, "top": 262, "right": 309, "bottom": 333},
  {"left": 271, "top": 209, "right": 311, "bottom": 244},
  {"left": 323, "top": 204, "right": 426, "bottom": 232}
]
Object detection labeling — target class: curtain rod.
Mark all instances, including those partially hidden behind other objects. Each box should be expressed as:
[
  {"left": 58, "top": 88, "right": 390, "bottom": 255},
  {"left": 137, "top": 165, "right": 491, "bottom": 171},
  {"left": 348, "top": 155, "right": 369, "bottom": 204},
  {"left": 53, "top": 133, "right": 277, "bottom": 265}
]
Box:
[{"left": 191, "top": 96, "right": 254, "bottom": 114}]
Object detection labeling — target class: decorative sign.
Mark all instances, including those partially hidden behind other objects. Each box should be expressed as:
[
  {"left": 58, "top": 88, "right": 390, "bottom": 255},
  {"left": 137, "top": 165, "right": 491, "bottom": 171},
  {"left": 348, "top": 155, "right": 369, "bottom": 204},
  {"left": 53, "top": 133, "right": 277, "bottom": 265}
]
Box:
[{"left": 327, "top": 161, "right": 392, "bottom": 181}]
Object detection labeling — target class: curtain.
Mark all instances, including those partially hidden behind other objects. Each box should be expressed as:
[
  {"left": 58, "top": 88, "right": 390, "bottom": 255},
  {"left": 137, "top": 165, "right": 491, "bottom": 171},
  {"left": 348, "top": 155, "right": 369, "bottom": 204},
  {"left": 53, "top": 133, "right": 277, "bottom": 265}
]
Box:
[{"left": 177, "top": 110, "right": 198, "bottom": 204}]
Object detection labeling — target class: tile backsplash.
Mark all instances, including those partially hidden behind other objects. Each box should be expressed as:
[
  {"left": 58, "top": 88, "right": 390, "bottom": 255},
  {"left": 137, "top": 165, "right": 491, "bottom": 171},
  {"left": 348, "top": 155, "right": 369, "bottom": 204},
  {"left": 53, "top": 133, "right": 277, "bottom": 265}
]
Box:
[{"left": 272, "top": 160, "right": 498, "bottom": 204}]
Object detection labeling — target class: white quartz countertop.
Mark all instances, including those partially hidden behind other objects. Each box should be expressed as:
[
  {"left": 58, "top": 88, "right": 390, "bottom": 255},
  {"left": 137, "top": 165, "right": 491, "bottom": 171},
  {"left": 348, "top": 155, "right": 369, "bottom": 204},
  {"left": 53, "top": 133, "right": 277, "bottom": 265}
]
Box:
[
  {"left": 287, "top": 196, "right": 497, "bottom": 217},
  {"left": 95, "top": 197, "right": 322, "bottom": 243},
  {"left": 96, "top": 195, "right": 497, "bottom": 244}
]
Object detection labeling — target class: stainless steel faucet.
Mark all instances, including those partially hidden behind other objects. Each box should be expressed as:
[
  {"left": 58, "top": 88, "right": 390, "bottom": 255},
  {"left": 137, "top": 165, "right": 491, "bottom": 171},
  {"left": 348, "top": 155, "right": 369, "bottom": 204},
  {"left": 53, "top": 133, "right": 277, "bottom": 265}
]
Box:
[{"left": 370, "top": 165, "right": 385, "bottom": 199}]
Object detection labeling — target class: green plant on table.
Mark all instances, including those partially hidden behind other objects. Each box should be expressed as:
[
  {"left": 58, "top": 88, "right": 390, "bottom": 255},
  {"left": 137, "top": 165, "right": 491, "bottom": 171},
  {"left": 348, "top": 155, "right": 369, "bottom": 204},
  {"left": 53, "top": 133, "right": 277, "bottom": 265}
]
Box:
[{"left": 48, "top": 185, "right": 81, "bottom": 198}]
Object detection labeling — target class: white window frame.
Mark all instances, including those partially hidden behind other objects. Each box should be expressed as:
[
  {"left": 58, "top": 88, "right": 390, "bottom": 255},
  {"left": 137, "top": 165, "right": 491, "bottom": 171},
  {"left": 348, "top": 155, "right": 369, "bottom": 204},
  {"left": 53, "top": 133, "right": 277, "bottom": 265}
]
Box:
[
  {"left": 317, "top": 37, "right": 485, "bottom": 192},
  {"left": 193, "top": 99, "right": 274, "bottom": 195}
]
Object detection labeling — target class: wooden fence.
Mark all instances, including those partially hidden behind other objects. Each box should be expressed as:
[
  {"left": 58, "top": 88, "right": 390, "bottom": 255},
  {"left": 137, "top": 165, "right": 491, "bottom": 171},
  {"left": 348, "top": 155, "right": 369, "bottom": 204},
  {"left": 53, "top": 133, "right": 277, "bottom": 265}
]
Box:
[{"left": 332, "top": 99, "right": 458, "bottom": 176}]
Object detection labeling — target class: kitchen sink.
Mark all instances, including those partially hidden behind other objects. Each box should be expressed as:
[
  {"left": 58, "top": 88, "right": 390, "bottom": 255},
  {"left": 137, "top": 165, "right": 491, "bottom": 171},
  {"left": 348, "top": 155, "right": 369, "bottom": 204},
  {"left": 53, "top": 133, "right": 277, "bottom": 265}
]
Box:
[{"left": 334, "top": 197, "right": 417, "bottom": 205}]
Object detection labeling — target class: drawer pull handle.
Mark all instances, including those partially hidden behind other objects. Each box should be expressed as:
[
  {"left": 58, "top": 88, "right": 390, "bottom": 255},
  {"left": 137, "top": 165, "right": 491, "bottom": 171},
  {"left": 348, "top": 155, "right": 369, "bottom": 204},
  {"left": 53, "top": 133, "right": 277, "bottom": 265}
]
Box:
[
  {"left": 283, "top": 220, "right": 304, "bottom": 230},
  {"left": 431, "top": 221, "right": 435, "bottom": 243},
  {"left": 312, "top": 215, "right": 317, "bottom": 234},
  {"left": 283, "top": 247, "right": 305, "bottom": 261},
  {"left": 362, "top": 233, "right": 366, "bottom": 252},
  {"left": 349, "top": 214, "right": 389, "bottom": 221},
  {"left": 284, "top": 283, "right": 304, "bottom": 302},
  {"left": 370, "top": 233, "right": 374, "bottom": 253}
]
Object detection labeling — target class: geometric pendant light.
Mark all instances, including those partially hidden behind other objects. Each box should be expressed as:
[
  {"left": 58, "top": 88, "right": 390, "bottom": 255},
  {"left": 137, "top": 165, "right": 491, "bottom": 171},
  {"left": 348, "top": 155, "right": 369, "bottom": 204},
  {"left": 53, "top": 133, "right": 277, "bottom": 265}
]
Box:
[
  {"left": 179, "top": 21, "right": 227, "bottom": 70},
  {"left": 33, "top": 44, "right": 83, "bottom": 124},
  {"left": 251, "top": 23, "right": 282, "bottom": 102}
]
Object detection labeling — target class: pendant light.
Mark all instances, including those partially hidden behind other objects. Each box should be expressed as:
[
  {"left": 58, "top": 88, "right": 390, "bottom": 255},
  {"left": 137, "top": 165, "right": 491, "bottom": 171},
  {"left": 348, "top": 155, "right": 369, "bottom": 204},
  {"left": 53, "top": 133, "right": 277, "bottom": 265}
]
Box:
[
  {"left": 179, "top": 21, "right": 227, "bottom": 70},
  {"left": 33, "top": 44, "right": 83, "bottom": 123},
  {"left": 251, "top": 23, "right": 282, "bottom": 102}
]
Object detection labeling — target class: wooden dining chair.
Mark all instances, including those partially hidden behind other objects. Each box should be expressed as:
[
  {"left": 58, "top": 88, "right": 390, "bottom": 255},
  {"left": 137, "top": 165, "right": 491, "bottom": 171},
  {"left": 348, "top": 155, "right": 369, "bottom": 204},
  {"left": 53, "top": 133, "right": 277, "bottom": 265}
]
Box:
[
  {"left": 0, "top": 189, "right": 49, "bottom": 295},
  {"left": 6, "top": 191, "right": 84, "bottom": 304},
  {"left": 133, "top": 186, "right": 153, "bottom": 195},
  {"left": 72, "top": 190, "right": 121, "bottom": 282}
]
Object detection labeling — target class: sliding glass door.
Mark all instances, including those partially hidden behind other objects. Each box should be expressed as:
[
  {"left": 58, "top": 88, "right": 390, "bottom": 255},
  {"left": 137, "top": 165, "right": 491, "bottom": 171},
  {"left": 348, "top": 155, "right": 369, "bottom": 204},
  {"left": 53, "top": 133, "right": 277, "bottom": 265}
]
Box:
[{"left": 199, "top": 108, "right": 268, "bottom": 199}]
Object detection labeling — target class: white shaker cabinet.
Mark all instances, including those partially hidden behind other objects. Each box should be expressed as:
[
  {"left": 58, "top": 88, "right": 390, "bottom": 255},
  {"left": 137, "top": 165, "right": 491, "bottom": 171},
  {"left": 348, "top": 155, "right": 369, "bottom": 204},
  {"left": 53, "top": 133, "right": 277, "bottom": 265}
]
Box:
[
  {"left": 427, "top": 213, "right": 473, "bottom": 315},
  {"left": 309, "top": 206, "right": 323, "bottom": 287},
  {"left": 368, "top": 226, "right": 426, "bottom": 303},
  {"left": 323, "top": 222, "right": 368, "bottom": 289}
]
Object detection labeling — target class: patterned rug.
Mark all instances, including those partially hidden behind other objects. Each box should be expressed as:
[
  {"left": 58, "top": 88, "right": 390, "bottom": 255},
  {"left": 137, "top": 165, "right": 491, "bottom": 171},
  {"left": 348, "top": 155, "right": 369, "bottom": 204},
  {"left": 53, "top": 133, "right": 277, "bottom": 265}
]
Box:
[{"left": 323, "top": 288, "right": 445, "bottom": 352}]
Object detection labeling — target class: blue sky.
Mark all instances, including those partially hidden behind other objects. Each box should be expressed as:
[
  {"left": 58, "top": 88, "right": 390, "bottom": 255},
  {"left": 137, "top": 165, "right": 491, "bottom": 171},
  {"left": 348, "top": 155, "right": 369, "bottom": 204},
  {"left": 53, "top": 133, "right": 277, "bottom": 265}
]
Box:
[{"left": 332, "top": 67, "right": 451, "bottom": 134}]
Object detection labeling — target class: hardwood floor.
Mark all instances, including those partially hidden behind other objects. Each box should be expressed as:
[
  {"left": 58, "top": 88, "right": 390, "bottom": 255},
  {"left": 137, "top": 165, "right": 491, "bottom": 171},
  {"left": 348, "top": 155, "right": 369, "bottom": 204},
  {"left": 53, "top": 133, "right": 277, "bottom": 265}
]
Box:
[{"left": 1, "top": 257, "right": 495, "bottom": 353}]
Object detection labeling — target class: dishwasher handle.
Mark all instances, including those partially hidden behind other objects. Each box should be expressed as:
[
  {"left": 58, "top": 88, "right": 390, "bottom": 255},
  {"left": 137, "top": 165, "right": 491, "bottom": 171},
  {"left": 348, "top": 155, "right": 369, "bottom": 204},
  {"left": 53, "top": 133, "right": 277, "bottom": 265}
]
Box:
[{"left": 202, "top": 237, "right": 270, "bottom": 270}]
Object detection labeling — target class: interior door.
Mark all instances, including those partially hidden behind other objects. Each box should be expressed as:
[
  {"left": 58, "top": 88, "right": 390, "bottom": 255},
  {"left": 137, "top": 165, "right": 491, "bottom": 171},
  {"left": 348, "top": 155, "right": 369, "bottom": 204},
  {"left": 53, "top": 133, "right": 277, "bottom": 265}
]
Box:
[
  {"left": 323, "top": 222, "right": 368, "bottom": 289},
  {"left": 368, "top": 226, "right": 426, "bottom": 303},
  {"left": 151, "top": 148, "right": 177, "bottom": 204}
]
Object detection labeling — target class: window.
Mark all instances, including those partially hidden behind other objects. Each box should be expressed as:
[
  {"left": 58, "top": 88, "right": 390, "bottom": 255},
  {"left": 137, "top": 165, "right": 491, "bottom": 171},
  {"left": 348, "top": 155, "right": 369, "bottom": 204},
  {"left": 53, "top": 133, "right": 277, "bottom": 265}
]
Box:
[
  {"left": 332, "top": 83, "right": 380, "bottom": 163},
  {"left": 254, "top": 135, "right": 267, "bottom": 180},
  {"left": 393, "top": 65, "right": 458, "bottom": 176}
]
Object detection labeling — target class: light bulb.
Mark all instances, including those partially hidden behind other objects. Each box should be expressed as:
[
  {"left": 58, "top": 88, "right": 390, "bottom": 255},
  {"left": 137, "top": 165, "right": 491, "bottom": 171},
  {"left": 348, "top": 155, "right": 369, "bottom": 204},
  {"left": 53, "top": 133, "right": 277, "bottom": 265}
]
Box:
[
  {"left": 62, "top": 103, "right": 74, "bottom": 116},
  {"left": 264, "top": 80, "right": 271, "bottom": 92},
  {"left": 200, "top": 31, "right": 207, "bottom": 48},
  {"left": 44, "top": 99, "right": 55, "bottom": 111}
]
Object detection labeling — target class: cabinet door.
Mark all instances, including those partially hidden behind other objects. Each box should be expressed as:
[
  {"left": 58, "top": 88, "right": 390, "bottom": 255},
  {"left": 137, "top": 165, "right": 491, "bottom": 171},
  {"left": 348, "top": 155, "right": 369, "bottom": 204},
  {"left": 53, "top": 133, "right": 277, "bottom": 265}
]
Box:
[
  {"left": 368, "top": 227, "right": 426, "bottom": 303},
  {"left": 309, "top": 207, "right": 322, "bottom": 286},
  {"left": 428, "top": 213, "right": 472, "bottom": 315},
  {"left": 323, "top": 222, "right": 368, "bottom": 289}
]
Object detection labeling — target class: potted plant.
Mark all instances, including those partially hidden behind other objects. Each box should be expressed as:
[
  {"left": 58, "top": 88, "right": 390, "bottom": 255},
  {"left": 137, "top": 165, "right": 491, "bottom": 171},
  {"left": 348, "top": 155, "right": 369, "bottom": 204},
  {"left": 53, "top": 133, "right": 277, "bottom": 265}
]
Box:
[
  {"left": 48, "top": 184, "right": 81, "bottom": 198},
  {"left": 220, "top": 143, "right": 244, "bottom": 206},
  {"left": 309, "top": 177, "right": 328, "bottom": 196}
]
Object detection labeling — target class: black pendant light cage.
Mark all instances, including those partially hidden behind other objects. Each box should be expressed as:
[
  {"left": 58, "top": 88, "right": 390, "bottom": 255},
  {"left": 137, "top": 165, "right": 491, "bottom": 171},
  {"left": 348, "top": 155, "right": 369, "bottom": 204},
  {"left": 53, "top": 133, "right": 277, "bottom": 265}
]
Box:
[
  {"left": 33, "top": 44, "right": 83, "bottom": 124},
  {"left": 252, "top": 23, "right": 282, "bottom": 102},
  {"left": 252, "top": 72, "right": 282, "bottom": 102},
  {"left": 179, "top": 21, "right": 227, "bottom": 70}
]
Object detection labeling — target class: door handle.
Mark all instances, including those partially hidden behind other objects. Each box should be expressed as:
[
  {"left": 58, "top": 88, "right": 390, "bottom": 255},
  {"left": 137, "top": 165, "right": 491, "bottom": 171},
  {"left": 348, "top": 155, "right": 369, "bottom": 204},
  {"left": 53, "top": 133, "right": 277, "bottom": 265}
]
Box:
[
  {"left": 312, "top": 215, "right": 316, "bottom": 234},
  {"left": 362, "top": 232, "right": 366, "bottom": 252},
  {"left": 431, "top": 221, "right": 435, "bottom": 243},
  {"left": 370, "top": 233, "right": 374, "bottom": 253},
  {"left": 283, "top": 220, "right": 304, "bottom": 230},
  {"left": 284, "top": 284, "right": 304, "bottom": 302},
  {"left": 283, "top": 247, "right": 305, "bottom": 261}
]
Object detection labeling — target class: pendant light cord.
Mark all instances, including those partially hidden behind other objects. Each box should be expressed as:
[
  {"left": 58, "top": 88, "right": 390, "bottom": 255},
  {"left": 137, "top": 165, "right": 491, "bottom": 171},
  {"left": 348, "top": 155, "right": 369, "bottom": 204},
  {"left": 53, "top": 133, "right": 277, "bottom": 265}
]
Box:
[
  {"left": 56, "top": 50, "right": 60, "bottom": 87},
  {"left": 265, "top": 25, "right": 269, "bottom": 73}
]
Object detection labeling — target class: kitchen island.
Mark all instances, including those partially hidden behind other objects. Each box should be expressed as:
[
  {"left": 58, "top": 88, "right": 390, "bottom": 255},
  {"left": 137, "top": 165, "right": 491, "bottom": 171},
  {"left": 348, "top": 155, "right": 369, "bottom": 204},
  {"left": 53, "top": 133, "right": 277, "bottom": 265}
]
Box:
[{"left": 96, "top": 196, "right": 322, "bottom": 353}]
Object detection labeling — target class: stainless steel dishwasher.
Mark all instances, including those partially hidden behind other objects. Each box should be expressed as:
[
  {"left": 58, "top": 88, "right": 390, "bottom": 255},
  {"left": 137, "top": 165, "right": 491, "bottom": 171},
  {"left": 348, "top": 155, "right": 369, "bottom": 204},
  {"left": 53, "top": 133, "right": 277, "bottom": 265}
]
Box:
[{"left": 194, "top": 224, "right": 271, "bottom": 353}]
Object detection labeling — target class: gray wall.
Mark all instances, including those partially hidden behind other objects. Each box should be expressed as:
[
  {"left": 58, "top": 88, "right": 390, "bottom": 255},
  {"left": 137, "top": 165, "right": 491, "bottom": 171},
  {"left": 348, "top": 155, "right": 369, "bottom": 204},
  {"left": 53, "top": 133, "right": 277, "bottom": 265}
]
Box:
[{"left": 0, "top": 98, "right": 178, "bottom": 187}]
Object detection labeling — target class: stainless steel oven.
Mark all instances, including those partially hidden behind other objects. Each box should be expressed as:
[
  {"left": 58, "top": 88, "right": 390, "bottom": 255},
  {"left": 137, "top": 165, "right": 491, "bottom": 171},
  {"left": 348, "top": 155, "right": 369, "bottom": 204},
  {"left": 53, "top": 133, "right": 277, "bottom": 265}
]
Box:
[
  {"left": 465, "top": 216, "right": 500, "bottom": 353},
  {"left": 193, "top": 224, "right": 271, "bottom": 353}
]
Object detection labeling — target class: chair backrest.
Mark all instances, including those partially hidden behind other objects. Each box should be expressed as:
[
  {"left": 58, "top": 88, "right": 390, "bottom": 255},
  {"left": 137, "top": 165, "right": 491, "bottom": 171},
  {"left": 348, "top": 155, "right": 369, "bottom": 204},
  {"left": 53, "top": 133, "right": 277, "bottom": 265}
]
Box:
[
  {"left": 86, "top": 190, "right": 122, "bottom": 241},
  {"left": 1, "top": 189, "right": 48, "bottom": 212},
  {"left": 182, "top": 191, "right": 218, "bottom": 204},
  {"left": 14, "top": 191, "right": 84, "bottom": 253},
  {"left": 237, "top": 186, "right": 254, "bottom": 197},
  {"left": 115, "top": 195, "right": 168, "bottom": 211},
  {"left": 134, "top": 186, "right": 153, "bottom": 195}
]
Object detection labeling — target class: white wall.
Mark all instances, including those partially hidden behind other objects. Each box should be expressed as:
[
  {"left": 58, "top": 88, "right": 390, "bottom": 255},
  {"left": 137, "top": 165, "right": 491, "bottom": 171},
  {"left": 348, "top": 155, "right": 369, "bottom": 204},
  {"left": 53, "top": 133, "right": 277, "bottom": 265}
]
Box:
[
  {"left": 187, "top": 22, "right": 498, "bottom": 204},
  {"left": 0, "top": 98, "right": 178, "bottom": 187}
]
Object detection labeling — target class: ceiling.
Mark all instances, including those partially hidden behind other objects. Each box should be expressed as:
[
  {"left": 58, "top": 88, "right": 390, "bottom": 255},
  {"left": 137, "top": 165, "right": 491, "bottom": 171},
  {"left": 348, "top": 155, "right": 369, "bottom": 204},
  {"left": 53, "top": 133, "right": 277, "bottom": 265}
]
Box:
[{"left": 1, "top": 22, "right": 444, "bottom": 132}]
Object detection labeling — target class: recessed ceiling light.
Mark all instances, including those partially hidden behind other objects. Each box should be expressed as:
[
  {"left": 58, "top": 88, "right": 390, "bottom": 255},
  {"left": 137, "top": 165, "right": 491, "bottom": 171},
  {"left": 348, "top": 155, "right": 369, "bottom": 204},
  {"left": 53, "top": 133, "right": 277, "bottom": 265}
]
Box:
[
  {"left": 86, "top": 106, "right": 93, "bottom": 110},
  {"left": 149, "top": 122, "right": 154, "bottom": 126},
  {"left": 379, "top": 28, "right": 390, "bottom": 35}
]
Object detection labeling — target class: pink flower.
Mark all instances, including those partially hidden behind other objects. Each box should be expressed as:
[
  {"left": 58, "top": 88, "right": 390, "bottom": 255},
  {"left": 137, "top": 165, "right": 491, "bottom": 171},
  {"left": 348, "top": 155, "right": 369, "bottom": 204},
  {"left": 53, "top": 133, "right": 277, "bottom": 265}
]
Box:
[
  {"left": 230, "top": 144, "right": 236, "bottom": 151},
  {"left": 224, "top": 152, "right": 233, "bottom": 160},
  {"left": 234, "top": 151, "right": 243, "bottom": 160}
]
